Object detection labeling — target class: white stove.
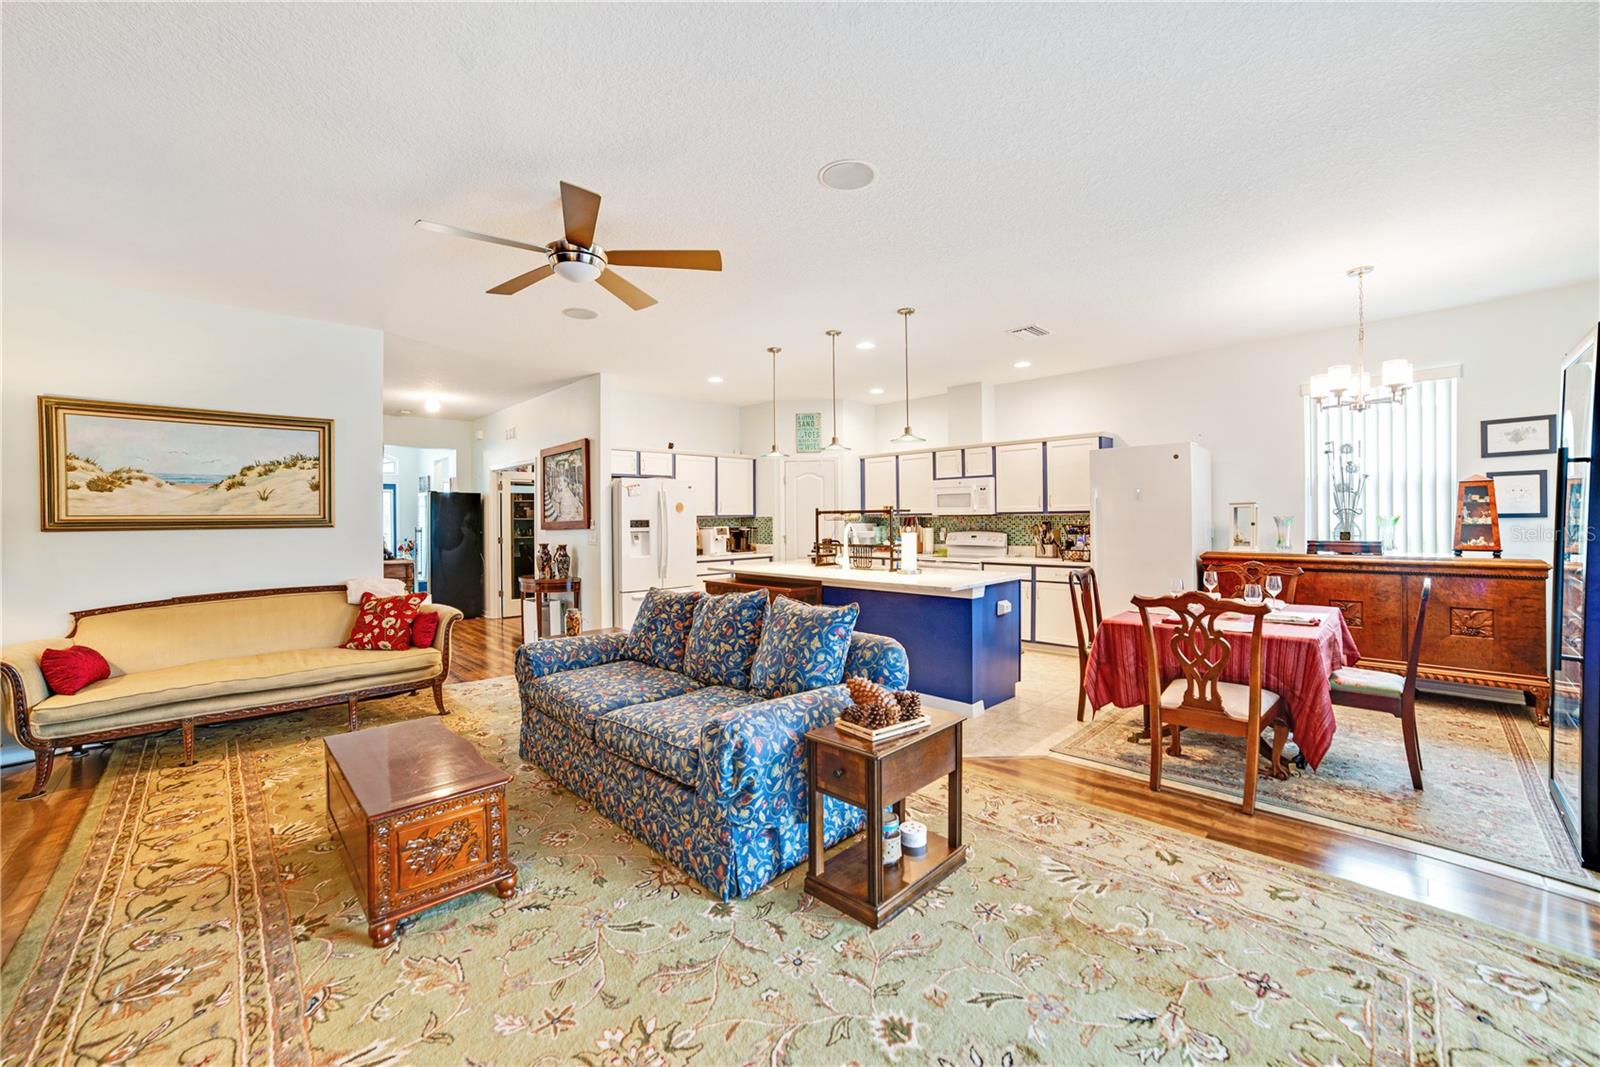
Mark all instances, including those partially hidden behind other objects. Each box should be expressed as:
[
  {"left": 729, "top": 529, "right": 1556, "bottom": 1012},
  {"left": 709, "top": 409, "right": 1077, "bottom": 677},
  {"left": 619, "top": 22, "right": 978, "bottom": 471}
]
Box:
[{"left": 931, "top": 530, "right": 1009, "bottom": 567}]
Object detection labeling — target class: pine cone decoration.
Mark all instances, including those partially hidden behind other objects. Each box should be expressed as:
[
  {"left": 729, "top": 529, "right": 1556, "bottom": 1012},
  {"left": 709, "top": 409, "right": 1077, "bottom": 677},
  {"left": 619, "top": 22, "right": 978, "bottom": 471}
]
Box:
[
  {"left": 846, "top": 675, "right": 890, "bottom": 708},
  {"left": 893, "top": 690, "right": 923, "bottom": 722},
  {"left": 840, "top": 702, "right": 868, "bottom": 726},
  {"left": 864, "top": 698, "right": 896, "bottom": 730}
]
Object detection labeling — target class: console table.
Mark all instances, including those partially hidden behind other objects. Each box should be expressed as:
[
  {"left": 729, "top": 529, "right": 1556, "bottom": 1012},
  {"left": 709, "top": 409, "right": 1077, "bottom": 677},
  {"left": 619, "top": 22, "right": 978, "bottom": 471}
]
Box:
[{"left": 1199, "top": 551, "right": 1551, "bottom": 722}]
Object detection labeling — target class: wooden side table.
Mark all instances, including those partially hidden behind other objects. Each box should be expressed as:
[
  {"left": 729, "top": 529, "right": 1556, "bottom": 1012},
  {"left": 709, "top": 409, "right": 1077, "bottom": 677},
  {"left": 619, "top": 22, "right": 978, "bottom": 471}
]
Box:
[
  {"left": 518, "top": 576, "right": 582, "bottom": 639},
  {"left": 804, "top": 708, "right": 966, "bottom": 928},
  {"left": 324, "top": 718, "right": 516, "bottom": 947}
]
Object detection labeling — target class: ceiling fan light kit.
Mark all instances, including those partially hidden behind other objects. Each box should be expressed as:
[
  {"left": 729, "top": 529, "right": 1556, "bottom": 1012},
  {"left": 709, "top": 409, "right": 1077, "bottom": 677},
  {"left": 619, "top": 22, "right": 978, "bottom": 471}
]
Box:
[
  {"left": 417, "top": 180, "right": 723, "bottom": 311},
  {"left": 822, "top": 328, "right": 849, "bottom": 451},
  {"left": 890, "top": 306, "right": 926, "bottom": 444}
]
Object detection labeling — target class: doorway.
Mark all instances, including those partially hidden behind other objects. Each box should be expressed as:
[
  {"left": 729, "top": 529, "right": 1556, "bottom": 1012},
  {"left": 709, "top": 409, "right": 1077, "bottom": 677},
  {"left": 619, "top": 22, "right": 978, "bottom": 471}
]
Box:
[
  {"left": 488, "top": 467, "right": 539, "bottom": 619},
  {"left": 782, "top": 459, "right": 839, "bottom": 561}
]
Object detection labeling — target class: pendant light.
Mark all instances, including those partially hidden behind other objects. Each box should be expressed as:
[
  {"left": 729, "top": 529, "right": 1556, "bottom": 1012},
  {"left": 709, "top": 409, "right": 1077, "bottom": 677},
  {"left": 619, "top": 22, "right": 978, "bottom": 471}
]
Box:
[
  {"left": 822, "top": 329, "right": 849, "bottom": 451},
  {"left": 1306, "top": 266, "right": 1415, "bottom": 412},
  {"left": 762, "top": 346, "right": 787, "bottom": 458},
  {"left": 890, "top": 307, "right": 925, "bottom": 444}
]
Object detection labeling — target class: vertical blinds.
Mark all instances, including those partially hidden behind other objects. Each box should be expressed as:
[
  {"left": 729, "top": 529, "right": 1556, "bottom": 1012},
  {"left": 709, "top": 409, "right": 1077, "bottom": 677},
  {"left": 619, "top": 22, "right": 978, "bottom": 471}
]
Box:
[{"left": 1302, "top": 377, "right": 1459, "bottom": 555}]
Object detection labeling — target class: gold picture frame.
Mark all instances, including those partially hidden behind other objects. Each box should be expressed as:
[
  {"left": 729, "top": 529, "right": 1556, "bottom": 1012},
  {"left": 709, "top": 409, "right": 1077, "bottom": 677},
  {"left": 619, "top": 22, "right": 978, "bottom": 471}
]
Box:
[{"left": 39, "top": 395, "right": 334, "bottom": 531}]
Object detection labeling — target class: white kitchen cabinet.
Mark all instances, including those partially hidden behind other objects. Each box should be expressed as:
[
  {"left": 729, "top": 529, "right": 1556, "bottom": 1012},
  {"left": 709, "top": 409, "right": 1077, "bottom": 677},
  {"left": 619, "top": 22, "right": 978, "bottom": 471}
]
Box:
[
  {"left": 639, "top": 450, "right": 675, "bottom": 477},
  {"left": 983, "top": 564, "right": 1035, "bottom": 642},
  {"left": 934, "top": 449, "right": 964, "bottom": 479},
  {"left": 963, "top": 447, "right": 994, "bottom": 477},
  {"left": 610, "top": 449, "right": 638, "bottom": 476},
  {"left": 676, "top": 454, "right": 717, "bottom": 518},
  {"left": 897, "top": 452, "right": 935, "bottom": 513},
  {"left": 862, "top": 456, "right": 898, "bottom": 510},
  {"left": 1046, "top": 439, "right": 1093, "bottom": 512},
  {"left": 995, "top": 442, "right": 1045, "bottom": 513},
  {"left": 715, "top": 456, "right": 756, "bottom": 516},
  {"left": 1033, "top": 581, "right": 1077, "bottom": 646}
]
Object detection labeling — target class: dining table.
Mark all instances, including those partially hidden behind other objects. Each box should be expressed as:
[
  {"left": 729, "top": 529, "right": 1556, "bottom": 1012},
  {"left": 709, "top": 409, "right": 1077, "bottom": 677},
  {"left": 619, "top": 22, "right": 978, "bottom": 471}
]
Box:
[{"left": 1081, "top": 603, "right": 1361, "bottom": 770}]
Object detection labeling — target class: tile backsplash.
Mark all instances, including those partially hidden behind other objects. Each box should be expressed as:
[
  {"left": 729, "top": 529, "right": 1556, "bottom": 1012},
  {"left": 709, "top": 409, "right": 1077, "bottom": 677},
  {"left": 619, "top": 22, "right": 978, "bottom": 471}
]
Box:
[
  {"left": 697, "top": 514, "right": 774, "bottom": 545},
  {"left": 854, "top": 511, "right": 1090, "bottom": 550}
]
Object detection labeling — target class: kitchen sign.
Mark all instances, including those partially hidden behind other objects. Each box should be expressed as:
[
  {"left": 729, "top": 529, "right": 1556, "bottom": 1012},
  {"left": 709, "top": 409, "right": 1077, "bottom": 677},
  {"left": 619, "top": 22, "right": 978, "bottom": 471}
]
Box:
[{"left": 795, "top": 411, "right": 822, "bottom": 453}]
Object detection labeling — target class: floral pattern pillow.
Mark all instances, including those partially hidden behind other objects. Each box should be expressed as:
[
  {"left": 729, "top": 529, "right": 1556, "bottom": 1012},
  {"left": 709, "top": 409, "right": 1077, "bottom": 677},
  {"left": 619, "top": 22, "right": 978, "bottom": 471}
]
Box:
[
  {"left": 342, "top": 592, "right": 427, "bottom": 650},
  {"left": 747, "top": 596, "right": 860, "bottom": 698},
  {"left": 621, "top": 587, "right": 704, "bottom": 671},
  {"left": 682, "top": 590, "right": 769, "bottom": 689}
]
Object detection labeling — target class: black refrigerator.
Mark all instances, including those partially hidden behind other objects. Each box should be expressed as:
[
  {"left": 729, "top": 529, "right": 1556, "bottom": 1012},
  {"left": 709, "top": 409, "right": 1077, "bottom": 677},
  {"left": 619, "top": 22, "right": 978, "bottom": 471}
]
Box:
[
  {"left": 1552, "top": 324, "right": 1600, "bottom": 870},
  {"left": 428, "top": 491, "right": 484, "bottom": 618}
]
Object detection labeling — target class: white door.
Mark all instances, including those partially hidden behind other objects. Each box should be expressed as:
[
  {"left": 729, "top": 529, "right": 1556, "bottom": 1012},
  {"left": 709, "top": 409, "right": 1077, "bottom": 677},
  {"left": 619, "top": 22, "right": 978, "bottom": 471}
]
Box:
[
  {"left": 862, "top": 456, "right": 897, "bottom": 510},
  {"left": 716, "top": 456, "right": 756, "bottom": 516},
  {"left": 662, "top": 479, "right": 699, "bottom": 588},
  {"left": 614, "top": 479, "right": 663, "bottom": 592},
  {"left": 783, "top": 459, "right": 838, "bottom": 561},
  {"left": 1046, "top": 439, "right": 1093, "bottom": 512},
  {"left": 676, "top": 454, "right": 717, "bottom": 518},
  {"left": 995, "top": 442, "right": 1044, "bottom": 513},
  {"left": 897, "top": 452, "right": 935, "bottom": 514},
  {"left": 1034, "top": 581, "right": 1077, "bottom": 646},
  {"left": 618, "top": 589, "right": 649, "bottom": 630}
]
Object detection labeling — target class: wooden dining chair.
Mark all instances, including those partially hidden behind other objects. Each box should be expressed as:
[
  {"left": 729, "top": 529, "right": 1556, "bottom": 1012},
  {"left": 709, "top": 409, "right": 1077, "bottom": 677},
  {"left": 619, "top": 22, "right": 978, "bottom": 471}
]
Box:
[
  {"left": 1207, "top": 559, "right": 1304, "bottom": 602},
  {"left": 1328, "top": 578, "right": 1431, "bottom": 790},
  {"left": 1068, "top": 567, "right": 1104, "bottom": 721},
  {"left": 1131, "top": 591, "right": 1290, "bottom": 815}
]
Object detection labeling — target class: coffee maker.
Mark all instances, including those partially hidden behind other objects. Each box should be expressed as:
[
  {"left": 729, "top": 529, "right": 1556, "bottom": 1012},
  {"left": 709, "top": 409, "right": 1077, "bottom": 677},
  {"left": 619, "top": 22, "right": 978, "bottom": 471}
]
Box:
[{"left": 727, "top": 525, "right": 755, "bottom": 553}]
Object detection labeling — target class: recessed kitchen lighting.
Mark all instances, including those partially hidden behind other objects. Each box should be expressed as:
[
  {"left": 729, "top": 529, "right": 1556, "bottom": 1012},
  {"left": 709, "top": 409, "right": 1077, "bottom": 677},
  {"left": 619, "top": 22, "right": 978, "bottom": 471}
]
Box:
[
  {"left": 1013, "top": 360, "right": 1032, "bottom": 369},
  {"left": 818, "top": 159, "right": 876, "bottom": 191},
  {"left": 855, "top": 340, "right": 876, "bottom": 350},
  {"left": 398, "top": 408, "right": 414, "bottom": 416},
  {"left": 706, "top": 375, "right": 724, "bottom": 384},
  {"left": 562, "top": 306, "right": 599, "bottom": 320},
  {"left": 423, "top": 397, "right": 442, "bottom": 414},
  {"left": 869, "top": 387, "right": 885, "bottom": 395}
]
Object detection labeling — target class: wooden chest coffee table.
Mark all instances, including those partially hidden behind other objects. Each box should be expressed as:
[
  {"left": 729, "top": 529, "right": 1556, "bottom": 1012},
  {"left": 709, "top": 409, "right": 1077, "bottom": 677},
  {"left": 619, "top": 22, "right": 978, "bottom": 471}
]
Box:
[
  {"left": 804, "top": 708, "right": 966, "bottom": 928},
  {"left": 324, "top": 717, "right": 516, "bottom": 947}
]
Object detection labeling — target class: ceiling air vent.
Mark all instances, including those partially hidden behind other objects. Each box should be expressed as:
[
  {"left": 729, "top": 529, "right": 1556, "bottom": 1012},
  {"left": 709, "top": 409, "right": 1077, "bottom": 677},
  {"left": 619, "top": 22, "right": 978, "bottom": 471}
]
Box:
[{"left": 1008, "top": 324, "right": 1050, "bottom": 338}]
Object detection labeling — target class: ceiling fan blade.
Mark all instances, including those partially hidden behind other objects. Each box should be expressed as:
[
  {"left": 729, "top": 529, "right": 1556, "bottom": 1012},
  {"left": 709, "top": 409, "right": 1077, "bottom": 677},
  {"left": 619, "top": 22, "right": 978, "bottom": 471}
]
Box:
[
  {"left": 605, "top": 249, "right": 723, "bottom": 271},
  {"left": 486, "top": 265, "right": 554, "bottom": 295},
  {"left": 595, "top": 269, "right": 657, "bottom": 310},
  {"left": 560, "top": 181, "right": 601, "bottom": 247},
  {"left": 415, "top": 219, "right": 551, "bottom": 255}
]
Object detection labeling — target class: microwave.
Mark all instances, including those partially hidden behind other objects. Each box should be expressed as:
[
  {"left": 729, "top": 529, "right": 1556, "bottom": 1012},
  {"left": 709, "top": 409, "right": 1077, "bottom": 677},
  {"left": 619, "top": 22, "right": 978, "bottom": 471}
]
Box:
[{"left": 931, "top": 477, "right": 997, "bottom": 515}]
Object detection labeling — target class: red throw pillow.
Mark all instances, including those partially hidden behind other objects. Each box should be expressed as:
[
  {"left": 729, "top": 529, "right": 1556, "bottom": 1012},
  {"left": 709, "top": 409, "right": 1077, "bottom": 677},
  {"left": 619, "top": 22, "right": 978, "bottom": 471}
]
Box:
[
  {"left": 343, "top": 592, "right": 426, "bottom": 651},
  {"left": 411, "top": 611, "right": 440, "bottom": 648},
  {"left": 39, "top": 645, "right": 111, "bottom": 695}
]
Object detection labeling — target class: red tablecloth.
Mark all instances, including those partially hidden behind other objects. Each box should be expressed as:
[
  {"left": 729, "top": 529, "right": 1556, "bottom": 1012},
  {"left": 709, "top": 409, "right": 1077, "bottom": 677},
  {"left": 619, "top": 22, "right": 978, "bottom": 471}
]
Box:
[{"left": 1082, "top": 605, "right": 1360, "bottom": 770}]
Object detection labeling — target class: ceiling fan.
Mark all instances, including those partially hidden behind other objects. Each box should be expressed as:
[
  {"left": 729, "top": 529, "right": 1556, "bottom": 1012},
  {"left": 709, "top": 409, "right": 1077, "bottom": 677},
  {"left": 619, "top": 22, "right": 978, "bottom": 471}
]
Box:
[{"left": 416, "top": 181, "right": 722, "bottom": 310}]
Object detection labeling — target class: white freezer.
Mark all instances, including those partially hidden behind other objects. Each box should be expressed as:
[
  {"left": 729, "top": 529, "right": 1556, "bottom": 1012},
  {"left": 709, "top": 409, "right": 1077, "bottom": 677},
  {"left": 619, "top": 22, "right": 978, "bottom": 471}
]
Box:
[
  {"left": 613, "top": 477, "right": 699, "bottom": 627},
  {"left": 1090, "top": 442, "right": 1213, "bottom": 617}
]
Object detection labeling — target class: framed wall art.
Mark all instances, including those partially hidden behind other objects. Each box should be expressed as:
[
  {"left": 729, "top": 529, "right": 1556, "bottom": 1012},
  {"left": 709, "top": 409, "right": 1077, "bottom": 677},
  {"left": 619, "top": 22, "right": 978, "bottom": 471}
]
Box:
[
  {"left": 1491, "top": 468, "right": 1549, "bottom": 518},
  {"left": 38, "top": 395, "right": 333, "bottom": 531},
  {"left": 1481, "top": 414, "right": 1556, "bottom": 458},
  {"left": 539, "top": 437, "right": 592, "bottom": 530}
]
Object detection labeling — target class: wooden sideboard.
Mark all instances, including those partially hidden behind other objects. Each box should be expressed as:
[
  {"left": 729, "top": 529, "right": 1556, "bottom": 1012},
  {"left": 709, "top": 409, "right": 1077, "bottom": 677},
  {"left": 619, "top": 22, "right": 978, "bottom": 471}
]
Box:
[{"left": 1199, "top": 551, "right": 1551, "bottom": 723}]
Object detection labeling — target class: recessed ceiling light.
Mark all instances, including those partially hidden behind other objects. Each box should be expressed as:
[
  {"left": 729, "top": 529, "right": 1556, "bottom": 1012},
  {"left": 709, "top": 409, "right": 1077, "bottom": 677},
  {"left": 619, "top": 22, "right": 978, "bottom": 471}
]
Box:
[
  {"left": 562, "top": 307, "right": 599, "bottom": 320},
  {"left": 423, "top": 397, "right": 442, "bottom": 414},
  {"left": 1013, "top": 360, "right": 1032, "bottom": 369},
  {"left": 706, "top": 376, "right": 724, "bottom": 384},
  {"left": 869, "top": 387, "right": 885, "bottom": 395},
  {"left": 398, "top": 408, "right": 414, "bottom": 416},
  {"left": 818, "top": 159, "right": 876, "bottom": 191},
  {"left": 855, "top": 340, "right": 876, "bottom": 350}
]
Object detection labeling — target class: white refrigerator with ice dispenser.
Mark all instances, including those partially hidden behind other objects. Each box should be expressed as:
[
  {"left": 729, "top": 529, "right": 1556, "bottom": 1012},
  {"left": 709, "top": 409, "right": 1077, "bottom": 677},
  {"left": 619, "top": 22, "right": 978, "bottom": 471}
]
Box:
[
  {"left": 613, "top": 477, "right": 699, "bottom": 629},
  {"left": 1090, "top": 442, "right": 1213, "bottom": 618}
]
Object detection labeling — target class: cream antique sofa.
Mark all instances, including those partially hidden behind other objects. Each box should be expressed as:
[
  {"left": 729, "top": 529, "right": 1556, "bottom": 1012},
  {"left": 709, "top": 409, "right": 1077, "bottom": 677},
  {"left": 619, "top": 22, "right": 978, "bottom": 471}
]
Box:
[{"left": 1, "top": 585, "right": 461, "bottom": 799}]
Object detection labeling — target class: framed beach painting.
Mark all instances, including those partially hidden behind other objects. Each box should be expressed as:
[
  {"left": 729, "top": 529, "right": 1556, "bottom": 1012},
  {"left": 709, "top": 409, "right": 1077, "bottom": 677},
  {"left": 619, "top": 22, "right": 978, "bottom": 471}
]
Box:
[
  {"left": 39, "top": 396, "right": 333, "bottom": 531},
  {"left": 539, "top": 437, "right": 591, "bottom": 530}
]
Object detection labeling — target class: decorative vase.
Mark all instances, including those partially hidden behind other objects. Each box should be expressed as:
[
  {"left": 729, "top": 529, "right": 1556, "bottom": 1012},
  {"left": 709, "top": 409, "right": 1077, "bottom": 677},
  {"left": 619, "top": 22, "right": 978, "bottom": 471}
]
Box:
[
  {"left": 554, "top": 544, "right": 571, "bottom": 579},
  {"left": 1378, "top": 514, "right": 1401, "bottom": 552},
  {"left": 537, "top": 544, "right": 554, "bottom": 580},
  {"left": 563, "top": 608, "right": 583, "bottom": 636},
  {"left": 1273, "top": 515, "right": 1293, "bottom": 551}
]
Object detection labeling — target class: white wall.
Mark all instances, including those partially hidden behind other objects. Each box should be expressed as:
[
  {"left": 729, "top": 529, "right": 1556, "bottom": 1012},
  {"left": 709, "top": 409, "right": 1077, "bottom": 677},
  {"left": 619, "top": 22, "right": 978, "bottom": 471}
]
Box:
[
  {"left": 612, "top": 388, "right": 741, "bottom": 455},
  {"left": 871, "top": 394, "right": 950, "bottom": 453},
  {"left": 383, "top": 414, "right": 475, "bottom": 491},
  {"left": 2, "top": 273, "right": 384, "bottom": 645},
  {"left": 383, "top": 445, "right": 457, "bottom": 558}
]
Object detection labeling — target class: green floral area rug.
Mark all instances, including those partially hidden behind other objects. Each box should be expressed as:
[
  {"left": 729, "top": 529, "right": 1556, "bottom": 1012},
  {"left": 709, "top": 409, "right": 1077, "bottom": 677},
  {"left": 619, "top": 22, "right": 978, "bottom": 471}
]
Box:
[
  {"left": 3, "top": 678, "right": 1596, "bottom": 1066},
  {"left": 1051, "top": 693, "right": 1596, "bottom": 887}
]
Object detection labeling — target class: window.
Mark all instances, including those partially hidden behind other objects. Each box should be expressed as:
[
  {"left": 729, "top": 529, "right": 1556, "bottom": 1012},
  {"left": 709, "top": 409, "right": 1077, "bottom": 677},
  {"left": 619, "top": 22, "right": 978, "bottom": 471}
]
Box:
[
  {"left": 1302, "top": 375, "right": 1458, "bottom": 555},
  {"left": 382, "top": 483, "right": 397, "bottom": 553}
]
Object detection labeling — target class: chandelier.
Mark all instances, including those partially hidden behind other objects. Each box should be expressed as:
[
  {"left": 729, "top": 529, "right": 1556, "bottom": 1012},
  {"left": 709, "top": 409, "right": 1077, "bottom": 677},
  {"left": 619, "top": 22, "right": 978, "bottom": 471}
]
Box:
[{"left": 1308, "top": 266, "right": 1414, "bottom": 412}]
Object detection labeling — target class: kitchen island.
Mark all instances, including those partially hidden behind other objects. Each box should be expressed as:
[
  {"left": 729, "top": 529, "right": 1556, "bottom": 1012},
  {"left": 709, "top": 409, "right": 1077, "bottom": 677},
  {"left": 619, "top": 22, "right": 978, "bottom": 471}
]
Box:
[{"left": 728, "top": 561, "right": 1022, "bottom": 711}]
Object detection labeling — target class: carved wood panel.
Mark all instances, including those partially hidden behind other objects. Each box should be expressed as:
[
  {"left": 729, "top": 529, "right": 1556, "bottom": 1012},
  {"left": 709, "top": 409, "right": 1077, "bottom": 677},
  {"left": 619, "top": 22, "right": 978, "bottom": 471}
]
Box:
[
  {"left": 389, "top": 804, "right": 492, "bottom": 896},
  {"left": 1328, "top": 599, "right": 1363, "bottom": 629},
  {"left": 1449, "top": 607, "right": 1495, "bottom": 639}
]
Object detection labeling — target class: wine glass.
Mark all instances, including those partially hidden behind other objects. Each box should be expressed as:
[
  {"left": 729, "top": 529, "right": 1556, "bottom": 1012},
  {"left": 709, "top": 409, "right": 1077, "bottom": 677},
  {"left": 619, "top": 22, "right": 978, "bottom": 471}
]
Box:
[
  {"left": 1169, "top": 578, "right": 1186, "bottom": 596},
  {"left": 1242, "top": 583, "right": 1264, "bottom": 606},
  {"left": 1264, "top": 574, "right": 1284, "bottom": 608},
  {"left": 1203, "top": 570, "right": 1219, "bottom": 596}
]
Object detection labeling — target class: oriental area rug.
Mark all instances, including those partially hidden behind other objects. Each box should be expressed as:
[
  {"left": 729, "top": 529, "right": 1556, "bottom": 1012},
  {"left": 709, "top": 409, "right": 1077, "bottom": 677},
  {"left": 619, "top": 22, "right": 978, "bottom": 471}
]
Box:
[
  {"left": 1051, "top": 693, "right": 1595, "bottom": 886},
  {"left": 3, "top": 679, "right": 1596, "bottom": 1066}
]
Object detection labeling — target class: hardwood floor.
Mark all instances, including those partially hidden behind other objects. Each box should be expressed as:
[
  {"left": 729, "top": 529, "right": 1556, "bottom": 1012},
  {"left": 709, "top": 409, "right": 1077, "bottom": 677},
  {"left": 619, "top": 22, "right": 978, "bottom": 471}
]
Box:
[{"left": 3, "top": 614, "right": 1595, "bottom": 966}]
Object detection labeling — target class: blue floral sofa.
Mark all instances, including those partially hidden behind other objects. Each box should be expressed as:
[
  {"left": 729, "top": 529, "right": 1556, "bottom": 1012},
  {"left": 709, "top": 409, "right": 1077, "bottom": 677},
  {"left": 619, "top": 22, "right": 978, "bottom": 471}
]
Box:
[{"left": 516, "top": 589, "right": 910, "bottom": 899}]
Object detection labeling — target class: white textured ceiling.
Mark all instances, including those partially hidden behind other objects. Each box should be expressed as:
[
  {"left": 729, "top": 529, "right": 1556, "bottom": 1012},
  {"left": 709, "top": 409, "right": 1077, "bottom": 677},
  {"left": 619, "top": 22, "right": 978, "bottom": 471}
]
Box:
[{"left": 4, "top": 3, "right": 1596, "bottom": 417}]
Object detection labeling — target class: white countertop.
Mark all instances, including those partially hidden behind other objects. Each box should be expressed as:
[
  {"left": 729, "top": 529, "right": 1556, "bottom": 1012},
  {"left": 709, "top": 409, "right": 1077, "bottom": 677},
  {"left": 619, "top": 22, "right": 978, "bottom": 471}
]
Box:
[
  {"left": 696, "top": 550, "right": 774, "bottom": 564},
  {"left": 728, "top": 560, "right": 1026, "bottom": 599},
  {"left": 925, "top": 554, "right": 1090, "bottom": 569}
]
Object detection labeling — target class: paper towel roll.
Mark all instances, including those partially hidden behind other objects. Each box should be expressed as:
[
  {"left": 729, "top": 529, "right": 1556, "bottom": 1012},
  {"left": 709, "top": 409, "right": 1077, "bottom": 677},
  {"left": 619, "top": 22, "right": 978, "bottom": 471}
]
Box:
[{"left": 900, "top": 529, "right": 919, "bottom": 574}]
